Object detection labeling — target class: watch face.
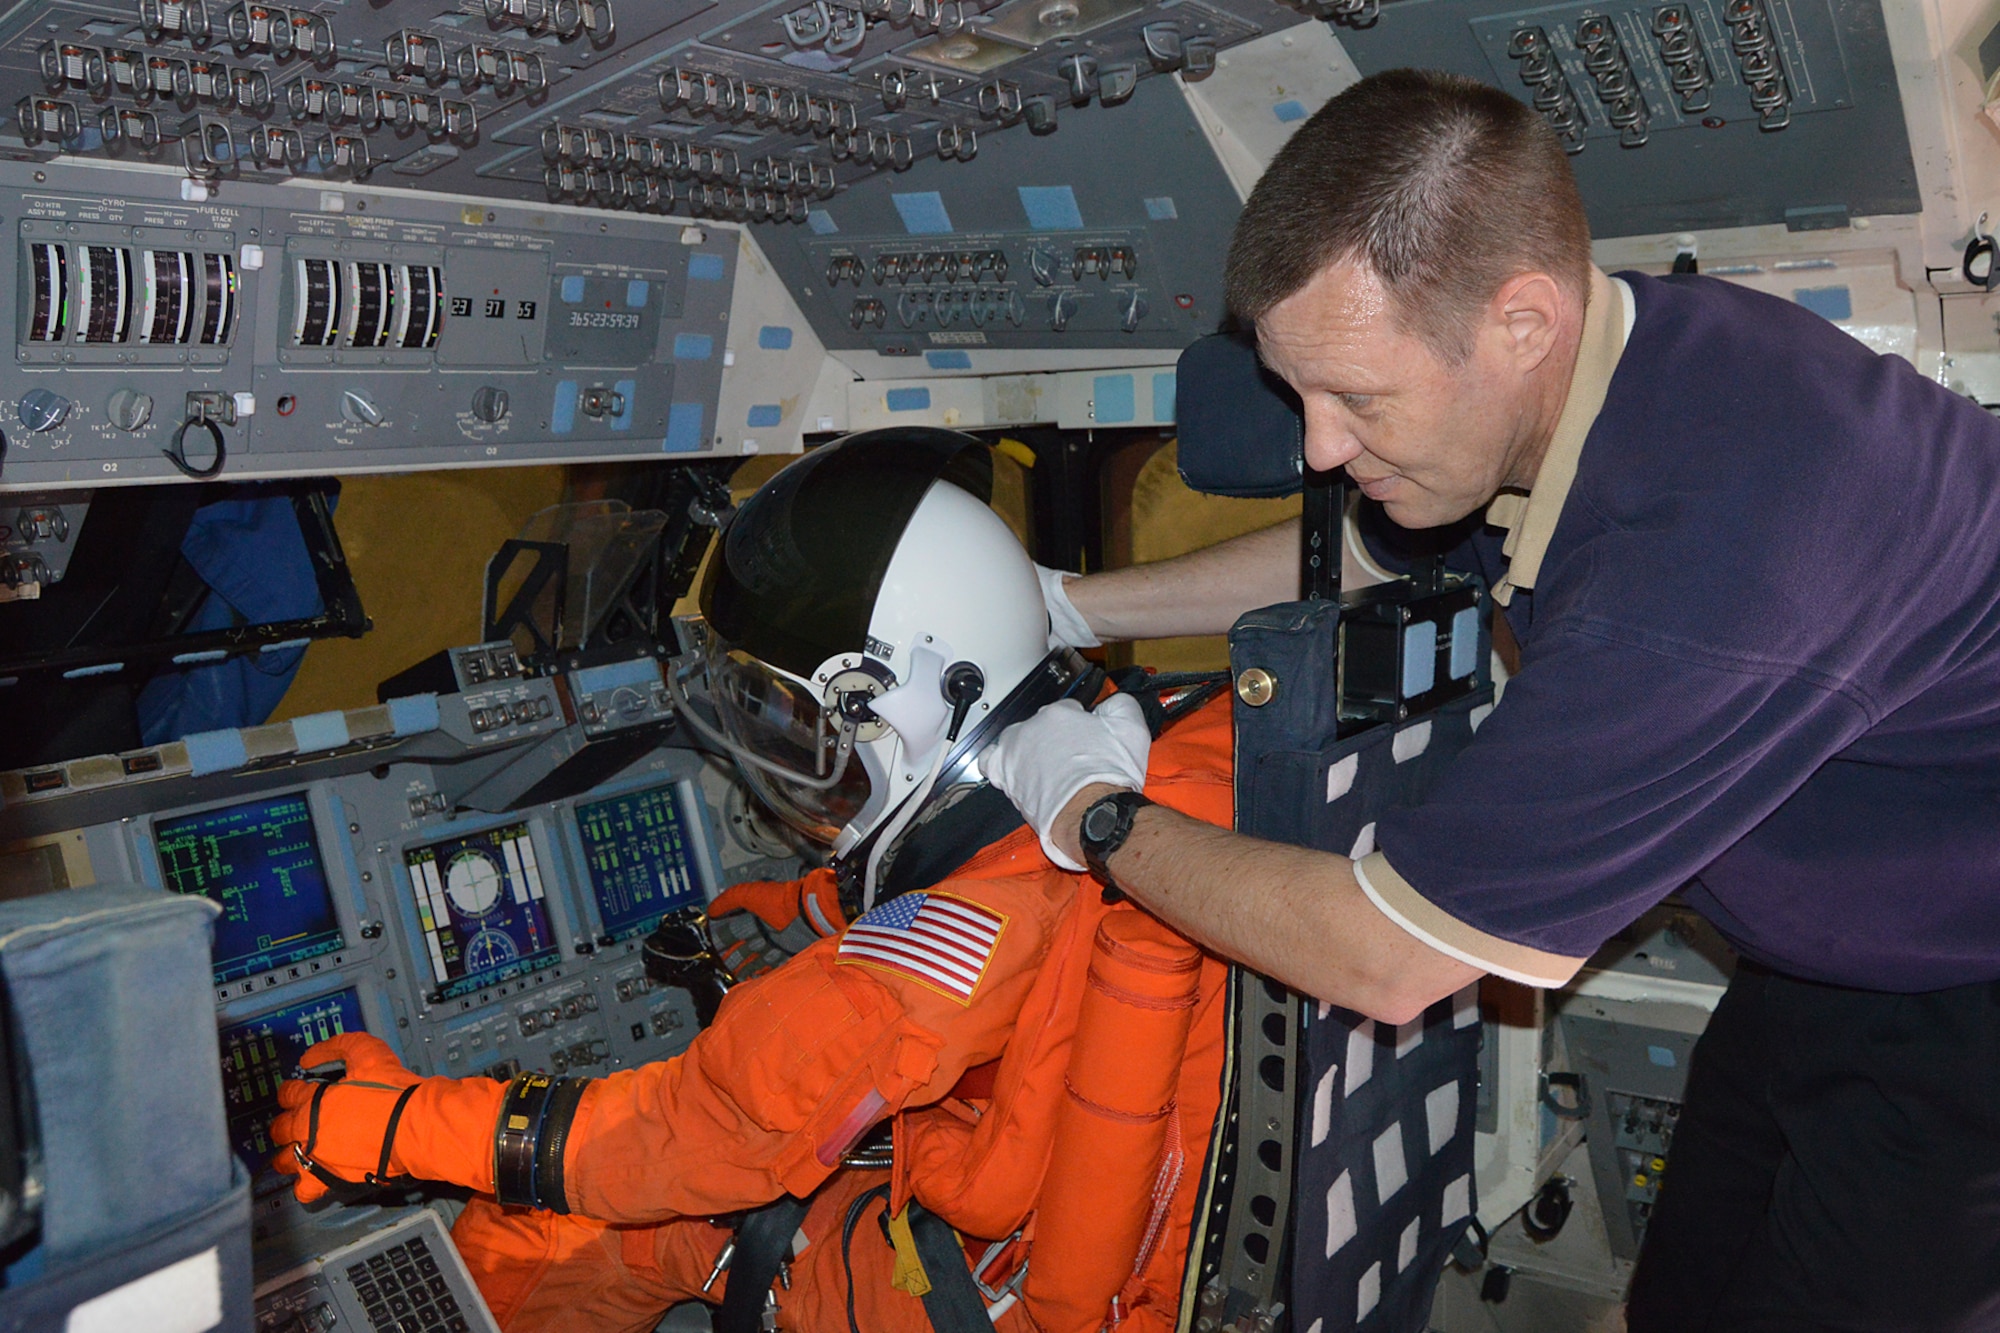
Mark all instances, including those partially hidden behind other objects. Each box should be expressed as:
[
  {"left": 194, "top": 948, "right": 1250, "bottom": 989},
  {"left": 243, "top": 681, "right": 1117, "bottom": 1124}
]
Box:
[{"left": 1082, "top": 803, "right": 1118, "bottom": 844}]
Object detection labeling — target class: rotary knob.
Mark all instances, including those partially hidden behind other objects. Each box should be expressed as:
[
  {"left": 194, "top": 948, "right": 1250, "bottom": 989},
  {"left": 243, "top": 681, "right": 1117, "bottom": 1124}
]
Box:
[
  {"left": 340, "top": 388, "right": 383, "bottom": 426},
  {"left": 1120, "top": 289, "right": 1150, "bottom": 334},
  {"left": 470, "top": 385, "right": 510, "bottom": 423},
  {"left": 16, "top": 388, "right": 71, "bottom": 433},
  {"left": 106, "top": 388, "right": 154, "bottom": 432}
]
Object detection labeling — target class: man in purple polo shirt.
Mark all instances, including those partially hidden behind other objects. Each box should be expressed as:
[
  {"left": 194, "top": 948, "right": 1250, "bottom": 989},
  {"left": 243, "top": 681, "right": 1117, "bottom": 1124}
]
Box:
[{"left": 982, "top": 68, "right": 2000, "bottom": 1328}]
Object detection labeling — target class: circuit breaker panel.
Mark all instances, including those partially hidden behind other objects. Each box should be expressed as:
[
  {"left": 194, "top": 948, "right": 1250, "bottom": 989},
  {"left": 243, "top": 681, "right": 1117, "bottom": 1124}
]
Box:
[
  {"left": 1336, "top": 0, "right": 1921, "bottom": 236},
  {"left": 761, "top": 74, "right": 1244, "bottom": 358},
  {"left": 0, "top": 160, "right": 738, "bottom": 489}
]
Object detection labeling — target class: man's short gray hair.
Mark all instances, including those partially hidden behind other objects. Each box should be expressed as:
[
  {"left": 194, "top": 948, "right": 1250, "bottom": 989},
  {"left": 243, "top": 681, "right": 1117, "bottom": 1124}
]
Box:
[{"left": 1224, "top": 69, "right": 1593, "bottom": 362}]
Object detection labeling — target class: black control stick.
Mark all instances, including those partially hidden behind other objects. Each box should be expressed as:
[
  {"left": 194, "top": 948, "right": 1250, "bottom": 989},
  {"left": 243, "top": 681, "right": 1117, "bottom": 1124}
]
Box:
[{"left": 642, "top": 906, "right": 735, "bottom": 1028}]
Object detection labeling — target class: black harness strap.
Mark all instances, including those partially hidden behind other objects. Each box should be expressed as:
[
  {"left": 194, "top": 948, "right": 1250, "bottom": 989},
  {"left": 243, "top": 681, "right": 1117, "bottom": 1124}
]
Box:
[
  {"left": 905, "top": 1202, "right": 994, "bottom": 1333},
  {"left": 716, "top": 1194, "right": 814, "bottom": 1333}
]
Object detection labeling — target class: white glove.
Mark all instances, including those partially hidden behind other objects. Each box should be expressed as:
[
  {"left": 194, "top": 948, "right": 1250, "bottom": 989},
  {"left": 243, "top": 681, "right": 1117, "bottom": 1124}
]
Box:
[
  {"left": 1036, "top": 564, "right": 1102, "bottom": 650},
  {"left": 982, "top": 694, "right": 1150, "bottom": 870}
]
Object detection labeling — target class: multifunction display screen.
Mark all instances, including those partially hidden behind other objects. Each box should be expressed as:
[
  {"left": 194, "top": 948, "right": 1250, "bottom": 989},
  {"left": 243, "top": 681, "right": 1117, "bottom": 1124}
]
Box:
[
  {"left": 404, "top": 821, "right": 559, "bottom": 999},
  {"left": 156, "top": 793, "right": 344, "bottom": 984},
  {"left": 573, "top": 783, "right": 707, "bottom": 942},
  {"left": 217, "top": 987, "right": 364, "bottom": 1183}
]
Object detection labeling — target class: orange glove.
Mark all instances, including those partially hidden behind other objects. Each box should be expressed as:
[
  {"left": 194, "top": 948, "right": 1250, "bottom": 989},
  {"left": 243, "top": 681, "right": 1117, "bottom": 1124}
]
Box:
[
  {"left": 708, "top": 868, "right": 847, "bottom": 937},
  {"left": 269, "top": 1032, "right": 507, "bottom": 1204}
]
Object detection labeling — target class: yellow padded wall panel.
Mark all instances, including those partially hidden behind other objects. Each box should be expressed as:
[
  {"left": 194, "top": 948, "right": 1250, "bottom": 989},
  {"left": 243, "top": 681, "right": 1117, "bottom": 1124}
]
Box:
[
  {"left": 1127, "top": 441, "right": 1300, "bottom": 673},
  {"left": 275, "top": 467, "right": 569, "bottom": 719}
]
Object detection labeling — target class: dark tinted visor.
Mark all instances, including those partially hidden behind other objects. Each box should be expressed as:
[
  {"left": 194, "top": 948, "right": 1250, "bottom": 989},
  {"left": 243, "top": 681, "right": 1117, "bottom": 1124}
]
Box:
[{"left": 700, "top": 429, "right": 992, "bottom": 679}]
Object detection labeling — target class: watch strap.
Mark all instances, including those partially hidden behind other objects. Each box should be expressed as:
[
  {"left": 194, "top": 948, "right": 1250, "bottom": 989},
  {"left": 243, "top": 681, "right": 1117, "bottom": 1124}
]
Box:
[{"left": 1080, "top": 790, "right": 1153, "bottom": 883}]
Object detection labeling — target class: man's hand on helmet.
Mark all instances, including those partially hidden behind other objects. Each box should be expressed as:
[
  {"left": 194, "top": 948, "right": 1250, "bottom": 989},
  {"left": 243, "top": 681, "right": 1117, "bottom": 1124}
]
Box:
[{"left": 983, "top": 694, "right": 1151, "bottom": 869}]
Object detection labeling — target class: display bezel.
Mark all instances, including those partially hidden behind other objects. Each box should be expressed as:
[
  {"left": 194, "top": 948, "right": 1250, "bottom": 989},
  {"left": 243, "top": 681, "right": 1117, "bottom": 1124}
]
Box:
[
  {"left": 393, "top": 813, "right": 573, "bottom": 1005},
  {"left": 150, "top": 787, "right": 348, "bottom": 987},
  {"left": 566, "top": 776, "right": 714, "bottom": 945}
]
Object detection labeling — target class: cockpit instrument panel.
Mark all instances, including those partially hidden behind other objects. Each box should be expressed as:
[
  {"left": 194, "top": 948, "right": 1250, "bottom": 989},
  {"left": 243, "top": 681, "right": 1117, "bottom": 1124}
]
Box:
[
  {"left": 572, "top": 781, "right": 709, "bottom": 943},
  {"left": 217, "top": 986, "right": 365, "bottom": 1184},
  {"left": 157, "top": 791, "right": 344, "bottom": 985},
  {"left": 403, "top": 820, "right": 562, "bottom": 1002}
]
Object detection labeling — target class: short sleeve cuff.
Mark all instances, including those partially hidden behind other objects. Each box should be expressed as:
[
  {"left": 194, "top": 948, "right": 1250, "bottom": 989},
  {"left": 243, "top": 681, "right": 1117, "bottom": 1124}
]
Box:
[{"left": 1353, "top": 851, "right": 1587, "bottom": 989}]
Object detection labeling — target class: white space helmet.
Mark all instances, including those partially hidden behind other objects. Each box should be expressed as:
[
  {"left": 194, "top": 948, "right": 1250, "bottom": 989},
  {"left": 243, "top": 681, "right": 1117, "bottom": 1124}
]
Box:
[{"left": 673, "top": 429, "right": 1080, "bottom": 902}]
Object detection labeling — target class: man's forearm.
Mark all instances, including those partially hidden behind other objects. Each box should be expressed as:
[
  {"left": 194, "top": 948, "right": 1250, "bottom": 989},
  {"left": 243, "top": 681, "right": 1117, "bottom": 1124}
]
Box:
[
  {"left": 1064, "top": 518, "right": 1302, "bottom": 641},
  {"left": 1064, "top": 788, "right": 1480, "bottom": 1023}
]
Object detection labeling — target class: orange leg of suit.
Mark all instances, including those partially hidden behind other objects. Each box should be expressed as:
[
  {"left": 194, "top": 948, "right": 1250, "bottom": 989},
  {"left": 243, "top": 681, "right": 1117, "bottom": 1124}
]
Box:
[{"left": 455, "top": 1173, "right": 1035, "bottom": 1333}]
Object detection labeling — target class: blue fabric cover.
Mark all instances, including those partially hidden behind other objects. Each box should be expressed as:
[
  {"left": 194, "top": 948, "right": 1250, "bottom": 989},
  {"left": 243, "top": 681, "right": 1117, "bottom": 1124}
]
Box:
[
  {"left": 0, "top": 884, "right": 232, "bottom": 1260},
  {"left": 1229, "top": 600, "right": 1485, "bottom": 1332},
  {"left": 0, "top": 1167, "right": 251, "bottom": 1333},
  {"left": 136, "top": 493, "right": 326, "bottom": 746},
  {"left": 1173, "top": 333, "right": 1303, "bottom": 498},
  {"left": 1374, "top": 271, "right": 2000, "bottom": 989}
]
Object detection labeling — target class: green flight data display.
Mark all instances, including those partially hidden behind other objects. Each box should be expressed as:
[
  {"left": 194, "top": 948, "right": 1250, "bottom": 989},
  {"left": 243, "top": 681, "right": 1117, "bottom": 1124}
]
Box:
[{"left": 574, "top": 783, "right": 706, "bottom": 941}]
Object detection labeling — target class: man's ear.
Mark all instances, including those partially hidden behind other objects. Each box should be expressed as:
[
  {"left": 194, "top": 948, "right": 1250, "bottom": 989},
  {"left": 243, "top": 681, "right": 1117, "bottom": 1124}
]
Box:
[{"left": 1488, "top": 271, "right": 1567, "bottom": 373}]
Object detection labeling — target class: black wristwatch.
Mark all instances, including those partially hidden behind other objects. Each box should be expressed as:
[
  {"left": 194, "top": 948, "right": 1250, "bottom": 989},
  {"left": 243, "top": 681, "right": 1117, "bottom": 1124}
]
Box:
[{"left": 1079, "top": 790, "right": 1153, "bottom": 883}]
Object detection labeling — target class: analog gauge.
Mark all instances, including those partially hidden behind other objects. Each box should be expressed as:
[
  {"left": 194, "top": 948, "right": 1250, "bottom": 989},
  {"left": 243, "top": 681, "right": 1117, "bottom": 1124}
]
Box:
[
  {"left": 444, "top": 849, "right": 504, "bottom": 917},
  {"left": 463, "top": 927, "right": 520, "bottom": 972}
]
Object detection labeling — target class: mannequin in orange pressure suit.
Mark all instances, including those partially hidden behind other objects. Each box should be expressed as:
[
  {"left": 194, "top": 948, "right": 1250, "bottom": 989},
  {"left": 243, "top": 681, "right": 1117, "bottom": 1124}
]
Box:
[{"left": 270, "top": 430, "right": 1239, "bottom": 1333}]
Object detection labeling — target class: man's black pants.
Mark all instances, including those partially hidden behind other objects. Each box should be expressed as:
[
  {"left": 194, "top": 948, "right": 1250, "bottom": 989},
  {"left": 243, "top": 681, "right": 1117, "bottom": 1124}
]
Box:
[{"left": 1625, "top": 961, "right": 2000, "bottom": 1332}]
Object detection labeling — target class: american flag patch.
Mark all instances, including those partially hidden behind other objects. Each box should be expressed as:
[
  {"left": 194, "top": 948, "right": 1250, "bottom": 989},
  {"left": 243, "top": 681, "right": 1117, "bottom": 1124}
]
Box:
[{"left": 836, "top": 891, "right": 1007, "bottom": 1003}]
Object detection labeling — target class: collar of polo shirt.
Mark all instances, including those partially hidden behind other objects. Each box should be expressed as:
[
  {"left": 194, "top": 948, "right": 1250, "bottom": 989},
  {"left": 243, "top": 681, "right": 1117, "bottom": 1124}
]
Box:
[{"left": 1483, "top": 266, "right": 1634, "bottom": 607}]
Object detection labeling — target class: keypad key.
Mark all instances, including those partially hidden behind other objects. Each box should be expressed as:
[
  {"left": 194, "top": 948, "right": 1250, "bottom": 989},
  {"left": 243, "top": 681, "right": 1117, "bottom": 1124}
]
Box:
[
  {"left": 416, "top": 1254, "right": 439, "bottom": 1277},
  {"left": 437, "top": 1296, "right": 460, "bottom": 1317},
  {"left": 428, "top": 1277, "right": 449, "bottom": 1298},
  {"left": 446, "top": 1319, "right": 469, "bottom": 1333},
  {"left": 388, "top": 1295, "right": 411, "bottom": 1316}
]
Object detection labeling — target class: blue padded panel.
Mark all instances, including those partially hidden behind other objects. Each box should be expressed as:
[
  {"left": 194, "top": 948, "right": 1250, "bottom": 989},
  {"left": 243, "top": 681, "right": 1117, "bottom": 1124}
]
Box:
[
  {"left": 387, "top": 693, "right": 441, "bottom": 736},
  {"left": 892, "top": 192, "right": 953, "bottom": 234},
  {"left": 289, "top": 710, "right": 350, "bottom": 754},
  {"left": 1093, "top": 373, "right": 1135, "bottom": 424},
  {"left": 663, "top": 403, "right": 706, "bottom": 452},
  {"left": 183, "top": 728, "right": 249, "bottom": 778}
]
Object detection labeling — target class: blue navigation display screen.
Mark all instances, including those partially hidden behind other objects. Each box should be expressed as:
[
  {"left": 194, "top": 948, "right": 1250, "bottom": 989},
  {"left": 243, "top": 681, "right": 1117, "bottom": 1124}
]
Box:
[
  {"left": 156, "top": 793, "right": 344, "bottom": 984},
  {"left": 404, "top": 821, "right": 559, "bottom": 1000},
  {"left": 574, "top": 783, "right": 707, "bottom": 941},
  {"left": 217, "top": 987, "right": 364, "bottom": 1184}
]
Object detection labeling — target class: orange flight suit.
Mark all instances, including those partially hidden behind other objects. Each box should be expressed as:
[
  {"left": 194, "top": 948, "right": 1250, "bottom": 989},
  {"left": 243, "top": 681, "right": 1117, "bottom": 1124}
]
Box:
[{"left": 451, "top": 691, "right": 1235, "bottom": 1333}]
